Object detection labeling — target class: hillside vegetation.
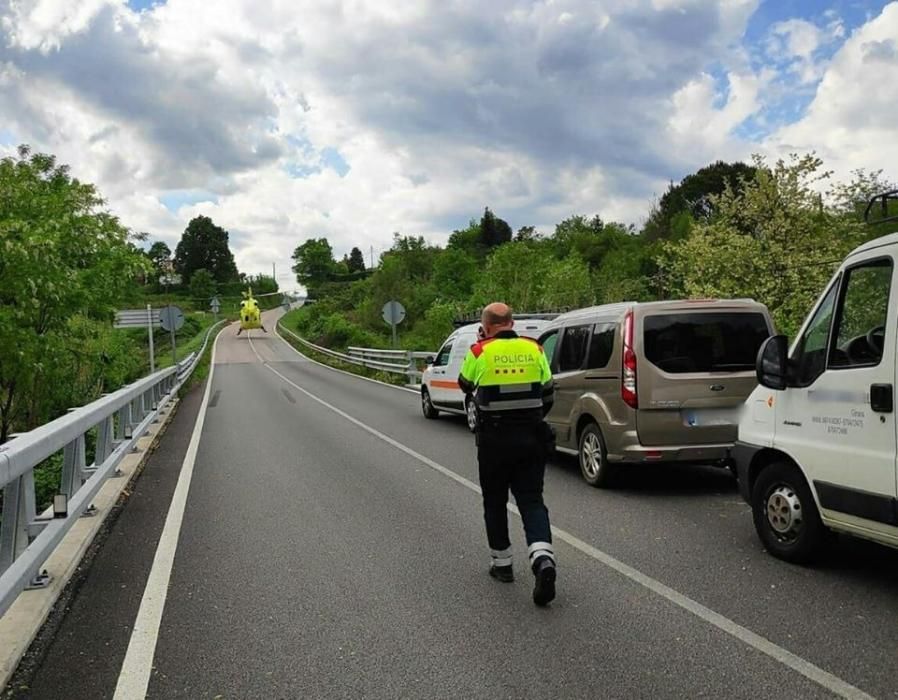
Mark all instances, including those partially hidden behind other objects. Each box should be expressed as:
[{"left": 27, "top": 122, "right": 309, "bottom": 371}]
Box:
[{"left": 289, "top": 154, "right": 896, "bottom": 353}]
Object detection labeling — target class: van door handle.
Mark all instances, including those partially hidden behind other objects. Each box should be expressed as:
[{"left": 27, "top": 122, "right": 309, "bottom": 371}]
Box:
[{"left": 871, "top": 384, "right": 893, "bottom": 413}]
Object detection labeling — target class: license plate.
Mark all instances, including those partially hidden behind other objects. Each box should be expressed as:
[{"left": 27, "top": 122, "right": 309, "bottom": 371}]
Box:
[{"left": 683, "top": 408, "right": 738, "bottom": 427}]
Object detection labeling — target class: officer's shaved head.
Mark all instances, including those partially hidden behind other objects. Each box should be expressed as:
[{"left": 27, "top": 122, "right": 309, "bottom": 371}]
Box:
[{"left": 482, "top": 303, "right": 514, "bottom": 337}]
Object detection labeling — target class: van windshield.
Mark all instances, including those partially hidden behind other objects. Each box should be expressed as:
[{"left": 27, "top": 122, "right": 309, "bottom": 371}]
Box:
[{"left": 643, "top": 312, "right": 770, "bottom": 374}]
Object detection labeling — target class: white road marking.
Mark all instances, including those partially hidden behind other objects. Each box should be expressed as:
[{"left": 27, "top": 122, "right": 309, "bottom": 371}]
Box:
[
  {"left": 113, "top": 328, "right": 224, "bottom": 700},
  {"left": 251, "top": 344, "right": 874, "bottom": 700}
]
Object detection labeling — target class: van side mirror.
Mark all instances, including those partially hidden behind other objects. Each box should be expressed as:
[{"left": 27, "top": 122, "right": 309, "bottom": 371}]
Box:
[
  {"left": 757, "top": 335, "right": 789, "bottom": 390},
  {"left": 425, "top": 356, "right": 435, "bottom": 365}
]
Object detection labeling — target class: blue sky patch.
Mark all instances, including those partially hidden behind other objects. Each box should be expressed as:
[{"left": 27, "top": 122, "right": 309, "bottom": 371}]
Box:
[
  {"left": 159, "top": 189, "right": 219, "bottom": 212},
  {"left": 127, "top": 0, "right": 162, "bottom": 11}
]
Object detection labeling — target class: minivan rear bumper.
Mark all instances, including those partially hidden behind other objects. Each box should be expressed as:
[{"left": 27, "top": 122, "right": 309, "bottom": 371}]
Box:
[{"left": 608, "top": 438, "right": 733, "bottom": 465}]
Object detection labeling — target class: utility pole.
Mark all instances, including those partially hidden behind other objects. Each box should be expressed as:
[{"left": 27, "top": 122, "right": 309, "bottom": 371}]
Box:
[
  {"left": 272, "top": 262, "right": 276, "bottom": 282},
  {"left": 370, "top": 245, "right": 374, "bottom": 269}
]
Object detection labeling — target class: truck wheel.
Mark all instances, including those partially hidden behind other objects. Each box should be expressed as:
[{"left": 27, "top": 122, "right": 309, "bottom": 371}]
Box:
[
  {"left": 578, "top": 423, "right": 615, "bottom": 488},
  {"left": 421, "top": 388, "right": 439, "bottom": 419},
  {"left": 751, "top": 460, "right": 830, "bottom": 564}
]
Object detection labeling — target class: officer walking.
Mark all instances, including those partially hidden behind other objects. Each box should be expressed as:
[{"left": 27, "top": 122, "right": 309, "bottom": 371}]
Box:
[{"left": 458, "top": 303, "right": 557, "bottom": 606}]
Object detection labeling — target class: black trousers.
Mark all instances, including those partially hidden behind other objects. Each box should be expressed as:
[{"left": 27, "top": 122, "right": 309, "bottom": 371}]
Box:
[{"left": 476, "top": 420, "right": 553, "bottom": 569}]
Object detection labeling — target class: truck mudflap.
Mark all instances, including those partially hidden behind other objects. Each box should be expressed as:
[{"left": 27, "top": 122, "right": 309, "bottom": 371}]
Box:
[{"left": 731, "top": 441, "right": 763, "bottom": 503}]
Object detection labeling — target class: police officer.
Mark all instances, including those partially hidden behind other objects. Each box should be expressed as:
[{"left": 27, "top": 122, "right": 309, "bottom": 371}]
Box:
[{"left": 458, "top": 303, "right": 557, "bottom": 606}]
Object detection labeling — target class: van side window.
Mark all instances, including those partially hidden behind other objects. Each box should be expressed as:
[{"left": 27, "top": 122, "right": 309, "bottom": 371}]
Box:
[
  {"left": 829, "top": 259, "right": 892, "bottom": 369},
  {"left": 540, "top": 330, "right": 560, "bottom": 368},
  {"left": 791, "top": 280, "right": 839, "bottom": 386},
  {"left": 434, "top": 342, "right": 453, "bottom": 367},
  {"left": 586, "top": 323, "right": 615, "bottom": 369},
  {"left": 559, "top": 325, "right": 590, "bottom": 372}
]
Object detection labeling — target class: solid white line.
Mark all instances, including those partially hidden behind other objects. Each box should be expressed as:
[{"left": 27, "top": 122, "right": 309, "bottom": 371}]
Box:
[
  {"left": 113, "top": 328, "right": 224, "bottom": 700},
  {"left": 272, "top": 322, "right": 419, "bottom": 395},
  {"left": 254, "top": 357, "right": 873, "bottom": 700}
]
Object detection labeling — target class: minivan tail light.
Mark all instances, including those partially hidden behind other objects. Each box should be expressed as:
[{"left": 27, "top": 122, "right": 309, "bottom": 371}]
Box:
[{"left": 622, "top": 310, "right": 638, "bottom": 409}]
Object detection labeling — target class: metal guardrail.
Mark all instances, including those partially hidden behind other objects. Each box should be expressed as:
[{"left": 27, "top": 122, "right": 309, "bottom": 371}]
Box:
[
  {"left": 0, "top": 320, "right": 225, "bottom": 618},
  {"left": 277, "top": 323, "right": 434, "bottom": 385}
]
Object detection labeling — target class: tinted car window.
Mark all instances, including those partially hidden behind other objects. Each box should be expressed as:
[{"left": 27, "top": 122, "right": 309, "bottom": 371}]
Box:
[
  {"left": 643, "top": 313, "right": 770, "bottom": 374},
  {"left": 434, "top": 342, "right": 453, "bottom": 367},
  {"left": 540, "top": 330, "right": 560, "bottom": 368},
  {"left": 587, "top": 323, "right": 615, "bottom": 369},
  {"left": 559, "top": 325, "right": 591, "bottom": 372},
  {"left": 830, "top": 260, "right": 892, "bottom": 369},
  {"left": 792, "top": 282, "right": 838, "bottom": 385}
]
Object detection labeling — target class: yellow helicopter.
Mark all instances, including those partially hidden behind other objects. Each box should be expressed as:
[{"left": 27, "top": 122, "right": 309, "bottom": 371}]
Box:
[{"left": 237, "top": 288, "right": 267, "bottom": 335}]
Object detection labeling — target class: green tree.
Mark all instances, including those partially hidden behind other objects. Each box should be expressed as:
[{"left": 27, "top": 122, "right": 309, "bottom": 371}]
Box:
[
  {"left": 658, "top": 154, "right": 866, "bottom": 335},
  {"left": 0, "top": 146, "right": 149, "bottom": 442},
  {"left": 148, "top": 241, "right": 172, "bottom": 276},
  {"left": 189, "top": 268, "right": 217, "bottom": 301},
  {"left": 292, "top": 238, "right": 337, "bottom": 293},
  {"left": 348, "top": 246, "right": 366, "bottom": 272},
  {"left": 643, "top": 160, "right": 757, "bottom": 242},
  {"left": 480, "top": 207, "right": 513, "bottom": 248},
  {"left": 432, "top": 247, "right": 479, "bottom": 301},
  {"left": 471, "top": 242, "right": 551, "bottom": 310},
  {"left": 173, "top": 216, "right": 239, "bottom": 284}
]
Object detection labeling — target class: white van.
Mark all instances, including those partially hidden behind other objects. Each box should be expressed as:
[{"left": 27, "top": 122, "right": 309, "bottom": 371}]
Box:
[
  {"left": 421, "top": 318, "right": 552, "bottom": 431},
  {"left": 735, "top": 206, "right": 898, "bottom": 563}
]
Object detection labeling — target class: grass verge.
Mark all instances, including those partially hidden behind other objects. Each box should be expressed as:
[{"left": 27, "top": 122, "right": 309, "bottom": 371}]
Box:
[{"left": 276, "top": 320, "right": 414, "bottom": 388}]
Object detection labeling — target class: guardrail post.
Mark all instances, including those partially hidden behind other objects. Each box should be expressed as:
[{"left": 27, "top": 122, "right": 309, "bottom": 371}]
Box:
[
  {"left": 95, "top": 415, "right": 114, "bottom": 464},
  {"left": 117, "top": 404, "right": 131, "bottom": 440},
  {"left": 0, "top": 474, "right": 35, "bottom": 575},
  {"left": 405, "top": 351, "right": 415, "bottom": 384},
  {"left": 61, "top": 435, "right": 87, "bottom": 499}
]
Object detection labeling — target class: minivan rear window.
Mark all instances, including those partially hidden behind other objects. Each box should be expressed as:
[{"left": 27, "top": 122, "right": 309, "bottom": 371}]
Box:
[{"left": 643, "top": 312, "right": 770, "bottom": 374}]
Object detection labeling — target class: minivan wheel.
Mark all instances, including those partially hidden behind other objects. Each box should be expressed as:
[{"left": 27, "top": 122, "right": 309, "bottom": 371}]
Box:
[
  {"left": 751, "top": 460, "right": 830, "bottom": 564},
  {"left": 578, "top": 423, "right": 614, "bottom": 488},
  {"left": 421, "top": 388, "right": 439, "bottom": 419},
  {"left": 465, "top": 396, "right": 478, "bottom": 433}
]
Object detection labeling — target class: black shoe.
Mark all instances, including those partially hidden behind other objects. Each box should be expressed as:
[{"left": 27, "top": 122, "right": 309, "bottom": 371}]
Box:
[
  {"left": 532, "top": 558, "right": 556, "bottom": 606},
  {"left": 489, "top": 564, "right": 514, "bottom": 583}
]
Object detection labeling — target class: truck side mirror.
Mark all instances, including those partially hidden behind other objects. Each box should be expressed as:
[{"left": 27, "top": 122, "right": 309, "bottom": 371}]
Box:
[
  {"left": 425, "top": 356, "right": 435, "bottom": 366},
  {"left": 757, "top": 335, "right": 789, "bottom": 390}
]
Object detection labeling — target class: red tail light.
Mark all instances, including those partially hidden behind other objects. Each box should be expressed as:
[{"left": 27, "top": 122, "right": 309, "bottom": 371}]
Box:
[{"left": 621, "top": 310, "right": 638, "bottom": 409}]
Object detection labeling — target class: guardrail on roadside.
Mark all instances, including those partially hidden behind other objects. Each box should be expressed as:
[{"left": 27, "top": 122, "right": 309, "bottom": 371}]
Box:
[
  {"left": 0, "top": 320, "right": 226, "bottom": 618},
  {"left": 276, "top": 322, "right": 434, "bottom": 385}
]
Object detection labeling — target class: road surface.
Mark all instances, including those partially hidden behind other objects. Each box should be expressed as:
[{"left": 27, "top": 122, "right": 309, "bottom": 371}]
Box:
[{"left": 11, "top": 309, "right": 898, "bottom": 699}]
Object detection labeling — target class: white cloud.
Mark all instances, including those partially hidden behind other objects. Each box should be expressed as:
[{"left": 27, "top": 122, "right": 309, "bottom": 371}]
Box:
[
  {"left": 766, "top": 3, "right": 898, "bottom": 179},
  {"left": 0, "top": 0, "right": 893, "bottom": 280}
]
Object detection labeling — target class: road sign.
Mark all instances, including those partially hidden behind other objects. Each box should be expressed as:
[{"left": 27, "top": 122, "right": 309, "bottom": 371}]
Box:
[
  {"left": 382, "top": 301, "right": 406, "bottom": 326},
  {"left": 159, "top": 305, "right": 185, "bottom": 332},
  {"left": 382, "top": 300, "right": 406, "bottom": 348},
  {"left": 114, "top": 309, "right": 161, "bottom": 329},
  {"left": 210, "top": 296, "right": 221, "bottom": 314}
]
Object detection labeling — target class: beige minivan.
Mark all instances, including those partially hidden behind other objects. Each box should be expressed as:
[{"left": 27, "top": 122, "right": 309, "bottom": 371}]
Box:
[{"left": 538, "top": 300, "right": 775, "bottom": 487}]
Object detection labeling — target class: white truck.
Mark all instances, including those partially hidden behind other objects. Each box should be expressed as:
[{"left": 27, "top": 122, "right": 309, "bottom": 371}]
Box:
[{"left": 734, "top": 190, "right": 898, "bottom": 562}]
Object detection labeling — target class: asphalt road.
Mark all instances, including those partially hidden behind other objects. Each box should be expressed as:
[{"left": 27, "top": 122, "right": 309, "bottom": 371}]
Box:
[{"left": 13, "top": 310, "right": 898, "bottom": 698}]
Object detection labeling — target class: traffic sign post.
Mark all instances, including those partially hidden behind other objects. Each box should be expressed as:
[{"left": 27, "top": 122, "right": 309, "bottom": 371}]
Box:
[
  {"left": 147, "top": 305, "right": 155, "bottom": 373},
  {"left": 210, "top": 296, "right": 221, "bottom": 322},
  {"left": 160, "top": 305, "right": 185, "bottom": 366},
  {"left": 115, "top": 308, "right": 162, "bottom": 374},
  {"left": 382, "top": 300, "right": 406, "bottom": 348}
]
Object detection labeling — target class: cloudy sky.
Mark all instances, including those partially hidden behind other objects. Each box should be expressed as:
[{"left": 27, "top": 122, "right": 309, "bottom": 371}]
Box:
[{"left": 1, "top": 0, "right": 896, "bottom": 284}]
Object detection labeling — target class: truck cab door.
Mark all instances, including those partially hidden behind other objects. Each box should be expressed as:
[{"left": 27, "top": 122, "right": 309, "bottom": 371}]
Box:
[{"left": 778, "top": 253, "right": 897, "bottom": 529}]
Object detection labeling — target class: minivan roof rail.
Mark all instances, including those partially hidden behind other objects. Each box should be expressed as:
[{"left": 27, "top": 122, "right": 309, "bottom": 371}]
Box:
[
  {"left": 864, "top": 189, "right": 898, "bottom": 225},
  {"left": 452, "top": 311, "right": 563, "bottom": 328}
]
